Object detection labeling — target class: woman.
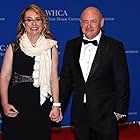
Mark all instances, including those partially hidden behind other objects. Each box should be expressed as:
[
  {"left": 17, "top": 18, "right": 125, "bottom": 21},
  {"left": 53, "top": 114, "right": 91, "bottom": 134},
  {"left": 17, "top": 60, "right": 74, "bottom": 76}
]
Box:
[{"left": 0, "top": 4, "right": 62, "bottom": 140}]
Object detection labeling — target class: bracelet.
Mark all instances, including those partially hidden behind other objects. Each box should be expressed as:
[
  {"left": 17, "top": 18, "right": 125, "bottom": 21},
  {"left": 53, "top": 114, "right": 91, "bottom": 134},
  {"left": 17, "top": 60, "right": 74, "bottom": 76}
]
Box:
[{"left": 53, "top": 102, "right": 61, "bottom": 107}]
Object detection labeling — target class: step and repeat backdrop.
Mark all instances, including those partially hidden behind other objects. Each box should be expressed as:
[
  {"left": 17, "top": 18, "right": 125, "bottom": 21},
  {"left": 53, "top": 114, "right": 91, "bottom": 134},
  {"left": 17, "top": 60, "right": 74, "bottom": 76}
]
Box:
[{"left": 0, "top": 0, "right": 140, "bottom": 128}]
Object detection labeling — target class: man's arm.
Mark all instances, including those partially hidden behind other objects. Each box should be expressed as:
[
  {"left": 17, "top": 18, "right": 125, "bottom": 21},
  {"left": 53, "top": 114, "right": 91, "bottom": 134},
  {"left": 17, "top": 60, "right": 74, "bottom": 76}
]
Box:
[
  {"left": 112, "top": 42, "right": 130, "bottom": 119},
  {"left": 60, "top": 41, "right": 73, "bottom": 113}
]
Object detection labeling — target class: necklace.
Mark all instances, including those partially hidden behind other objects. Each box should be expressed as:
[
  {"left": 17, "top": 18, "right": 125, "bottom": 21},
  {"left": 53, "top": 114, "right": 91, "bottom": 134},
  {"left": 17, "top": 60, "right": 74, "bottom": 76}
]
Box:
[{"left": 31, "top": 43, "right": 36, "bottom": 48}]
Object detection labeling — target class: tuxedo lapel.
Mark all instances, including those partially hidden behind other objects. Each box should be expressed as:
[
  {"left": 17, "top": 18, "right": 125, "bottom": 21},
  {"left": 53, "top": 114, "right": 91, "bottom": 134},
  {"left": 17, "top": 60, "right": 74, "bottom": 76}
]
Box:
[
  {"left": 87, "top": 35, "right": 107, "bottom": 82},
  {"left": 72, "top": 37, "right": 85, "bottom": 83},
  {"left": 72, "top": 35, "right": 107, "bottom": 84}
]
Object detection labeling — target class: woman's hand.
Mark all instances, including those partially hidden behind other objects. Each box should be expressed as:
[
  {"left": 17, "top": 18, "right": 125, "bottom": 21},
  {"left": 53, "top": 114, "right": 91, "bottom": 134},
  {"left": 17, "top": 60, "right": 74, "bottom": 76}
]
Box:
[{"left": 3, "top": 103, "right": 19, "bottom": 117}]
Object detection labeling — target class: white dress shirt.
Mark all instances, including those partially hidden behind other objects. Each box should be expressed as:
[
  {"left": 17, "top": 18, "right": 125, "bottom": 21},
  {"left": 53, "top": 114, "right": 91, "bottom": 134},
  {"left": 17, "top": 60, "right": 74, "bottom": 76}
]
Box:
[{"left": 79, "top": 31, "right": 102, "bottom": 103}]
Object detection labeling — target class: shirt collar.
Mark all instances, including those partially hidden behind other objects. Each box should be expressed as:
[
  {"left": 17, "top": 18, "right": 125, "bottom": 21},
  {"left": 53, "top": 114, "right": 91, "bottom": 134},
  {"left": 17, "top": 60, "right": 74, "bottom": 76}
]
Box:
[{"left": 83, "top": 30, "right": 102, "bottom": 45}]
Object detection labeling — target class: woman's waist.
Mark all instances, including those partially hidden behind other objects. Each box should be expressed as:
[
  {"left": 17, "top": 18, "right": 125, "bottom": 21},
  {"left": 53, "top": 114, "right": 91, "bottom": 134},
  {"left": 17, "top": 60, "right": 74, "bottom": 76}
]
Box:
[{"left": 11, "top": 72, "right": 33, "bottom": 87}]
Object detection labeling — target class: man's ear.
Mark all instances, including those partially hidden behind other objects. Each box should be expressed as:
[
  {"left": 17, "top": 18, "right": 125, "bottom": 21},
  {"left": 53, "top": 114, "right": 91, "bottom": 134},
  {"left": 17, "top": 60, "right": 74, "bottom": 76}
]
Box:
[{"left": 100, "top": 18, "right": 104, "bottom": 28}]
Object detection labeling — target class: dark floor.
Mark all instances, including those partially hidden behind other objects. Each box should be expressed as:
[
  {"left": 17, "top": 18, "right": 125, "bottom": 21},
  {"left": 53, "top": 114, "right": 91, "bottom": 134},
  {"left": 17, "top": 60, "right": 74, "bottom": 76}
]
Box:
[
  {"left": 0, "top": 124, "right": 140, "bottom": 140},
  {"left": 52, "top": 124, "right": 140, "bottom": 140}
]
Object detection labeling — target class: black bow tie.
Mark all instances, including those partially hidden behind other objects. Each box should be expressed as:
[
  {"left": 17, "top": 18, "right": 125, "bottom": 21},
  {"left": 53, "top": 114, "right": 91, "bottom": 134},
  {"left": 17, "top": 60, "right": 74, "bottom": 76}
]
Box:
[{"left": 82, "top": 39, "right": 98, "bottom": 46}]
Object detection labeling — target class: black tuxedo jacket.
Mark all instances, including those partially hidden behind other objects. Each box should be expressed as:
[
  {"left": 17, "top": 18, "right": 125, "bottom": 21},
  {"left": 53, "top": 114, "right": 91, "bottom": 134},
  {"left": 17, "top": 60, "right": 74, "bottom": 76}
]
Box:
[{"left": 60, "top": 34, "right": 129, "bottom": 131}]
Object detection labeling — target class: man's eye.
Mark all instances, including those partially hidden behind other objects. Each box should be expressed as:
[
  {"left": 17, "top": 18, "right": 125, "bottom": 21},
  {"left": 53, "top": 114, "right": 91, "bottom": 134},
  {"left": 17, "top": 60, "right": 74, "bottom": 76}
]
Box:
[
  {"left": 91, "top": 20, "right": 96, "bottom": 24},
  {"left": 82, "top": 21, "right": 88, "bottom": 24}
]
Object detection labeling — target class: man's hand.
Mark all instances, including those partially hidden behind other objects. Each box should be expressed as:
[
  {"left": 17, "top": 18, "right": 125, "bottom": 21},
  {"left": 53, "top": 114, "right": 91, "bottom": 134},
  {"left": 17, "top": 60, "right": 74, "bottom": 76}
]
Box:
[{"left": 49, "top": 106, "right": 63, "bottom": 123}]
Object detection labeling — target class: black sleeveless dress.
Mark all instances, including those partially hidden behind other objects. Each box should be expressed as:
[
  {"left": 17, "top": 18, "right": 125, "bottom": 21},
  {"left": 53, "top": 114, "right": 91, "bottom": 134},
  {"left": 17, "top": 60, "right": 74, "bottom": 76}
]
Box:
[{"left": 2, "top": 47, "right": 52, "bottom": 140}]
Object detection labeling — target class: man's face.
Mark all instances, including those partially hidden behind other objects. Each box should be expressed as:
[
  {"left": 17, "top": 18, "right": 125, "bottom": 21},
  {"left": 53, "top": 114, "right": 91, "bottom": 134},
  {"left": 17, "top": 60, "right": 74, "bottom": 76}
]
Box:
[{"left": 80, "top": 8, "right": 104, "bottom": 39}]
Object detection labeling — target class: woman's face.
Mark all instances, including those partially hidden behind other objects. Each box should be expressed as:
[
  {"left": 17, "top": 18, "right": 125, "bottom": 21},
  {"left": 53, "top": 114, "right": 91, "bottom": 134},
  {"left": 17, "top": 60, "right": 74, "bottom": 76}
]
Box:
[{"left": 23, "top": 9, "right": 43, "bottom": 37}]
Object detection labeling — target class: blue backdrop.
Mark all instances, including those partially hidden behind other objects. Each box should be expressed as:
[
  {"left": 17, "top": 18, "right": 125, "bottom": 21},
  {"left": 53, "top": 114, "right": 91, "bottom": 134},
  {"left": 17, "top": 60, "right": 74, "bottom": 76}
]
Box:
[{"left": 0, "top": 0, "right": 140, "bottom": 128}]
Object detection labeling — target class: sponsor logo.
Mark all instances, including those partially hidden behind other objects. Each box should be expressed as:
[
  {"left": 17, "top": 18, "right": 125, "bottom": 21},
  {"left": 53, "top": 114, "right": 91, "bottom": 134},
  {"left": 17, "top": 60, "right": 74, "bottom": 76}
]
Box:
[
  {"left": 0, "top": 44, "right": 8, "bottom": 56},
  {"left": 45, "top": 9, "right": 115, "bottom": 22},
  {"left": 0, "top": 17, "right": 6, "bottom": 21},
  {"left": 104, "top": 17, "right": 115, "bottom": 21},
  {"left": 128, "top": 112, "right": 138, "bottom": 115},
  {"left": 45, "top": 9, "right": 80, "bottom": 22},
  {"left": 125, "top": 50, "right": 139, "bottom": 54},
  {"left": 46, "top": 9, "right": 68, "bottom": 17}
]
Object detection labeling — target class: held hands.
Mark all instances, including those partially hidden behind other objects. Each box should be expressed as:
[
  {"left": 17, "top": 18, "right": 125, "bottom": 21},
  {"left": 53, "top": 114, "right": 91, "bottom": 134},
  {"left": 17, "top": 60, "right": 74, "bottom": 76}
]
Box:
[
  {"left": 3, "top": 103, "right": 19, "bottom": 117},
  {"left": 49, "top": 106, "right": 63, "bottom": 123}
]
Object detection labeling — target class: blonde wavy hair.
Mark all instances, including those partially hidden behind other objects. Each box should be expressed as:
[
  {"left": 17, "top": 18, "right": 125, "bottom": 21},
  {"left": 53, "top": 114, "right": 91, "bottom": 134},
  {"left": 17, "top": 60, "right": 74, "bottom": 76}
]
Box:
[{"left": 13, "top": 4, "right": 53, "bottom": 49}]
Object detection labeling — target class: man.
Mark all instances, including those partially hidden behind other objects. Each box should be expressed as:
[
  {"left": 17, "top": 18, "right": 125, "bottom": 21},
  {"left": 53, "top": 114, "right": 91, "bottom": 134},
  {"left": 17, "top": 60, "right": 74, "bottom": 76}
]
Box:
[{"left": 60, "top": 6, "right": 129, "bottom": 140}]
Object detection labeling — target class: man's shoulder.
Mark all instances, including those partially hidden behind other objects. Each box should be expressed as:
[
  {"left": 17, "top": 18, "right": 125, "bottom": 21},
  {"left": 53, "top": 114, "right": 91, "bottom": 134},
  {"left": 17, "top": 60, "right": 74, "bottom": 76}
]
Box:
[
  {"left": 67, "top": 36, "right": 82, "bottom": 44},
  {"left": 102, "top": 34, "right": 123, "bottom": 44},
  {"left": 102, "top": 34, "right": 125, "bottom": 52}
]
